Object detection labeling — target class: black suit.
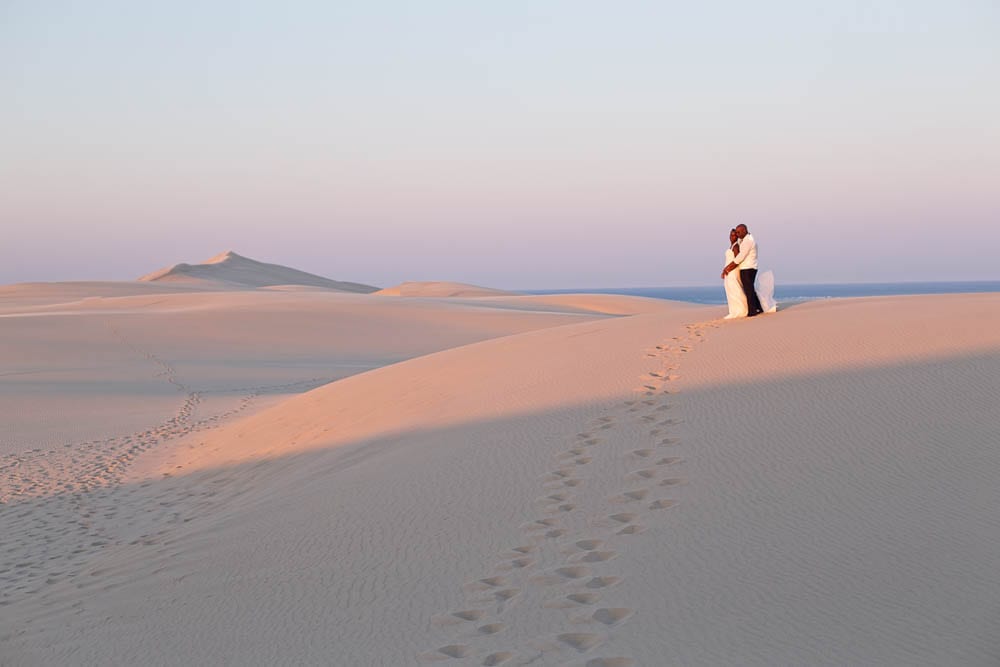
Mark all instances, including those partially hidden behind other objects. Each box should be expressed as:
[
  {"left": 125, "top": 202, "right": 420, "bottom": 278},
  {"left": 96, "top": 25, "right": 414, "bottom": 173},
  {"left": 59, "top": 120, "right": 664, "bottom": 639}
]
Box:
[{"left": 740, "top": 268, "right": 763, "bottom": 316}]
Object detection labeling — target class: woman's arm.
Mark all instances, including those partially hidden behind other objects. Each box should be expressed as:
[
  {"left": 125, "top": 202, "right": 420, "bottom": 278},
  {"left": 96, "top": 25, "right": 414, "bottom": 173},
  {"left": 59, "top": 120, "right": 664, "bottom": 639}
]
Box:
[
  {"left": 723, "top": 242, "right": 745, "bottom": 276},
  {"left": 721, "top": 244, "right": 739, "bottom": 278}
]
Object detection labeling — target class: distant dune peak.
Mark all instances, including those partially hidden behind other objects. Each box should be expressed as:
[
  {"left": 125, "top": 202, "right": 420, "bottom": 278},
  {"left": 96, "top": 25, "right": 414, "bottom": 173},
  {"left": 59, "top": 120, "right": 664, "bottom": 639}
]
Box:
[
  {"left": 139, "top": 251, "right": 379, "bottom": 293},
  {"left": 204, "top": 250, "right": 244, "bottom": 264}
]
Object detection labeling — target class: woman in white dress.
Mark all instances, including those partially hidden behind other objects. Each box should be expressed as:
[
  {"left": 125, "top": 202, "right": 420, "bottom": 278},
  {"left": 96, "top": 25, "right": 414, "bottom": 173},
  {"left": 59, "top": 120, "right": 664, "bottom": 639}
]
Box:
[{"left": 723, "top": 228, "right": 748, "bottom": 319}]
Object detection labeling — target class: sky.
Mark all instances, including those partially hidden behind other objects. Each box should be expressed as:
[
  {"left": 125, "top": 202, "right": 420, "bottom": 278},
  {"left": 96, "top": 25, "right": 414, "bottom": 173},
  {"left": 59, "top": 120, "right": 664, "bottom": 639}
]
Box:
[{"left": 2, "top": 1, "right": 998, "bottom": 289}]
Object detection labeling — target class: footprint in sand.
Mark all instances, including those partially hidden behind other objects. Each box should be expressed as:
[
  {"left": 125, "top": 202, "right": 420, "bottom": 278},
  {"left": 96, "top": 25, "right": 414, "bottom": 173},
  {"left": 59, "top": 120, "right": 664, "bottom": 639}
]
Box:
[
  {"left": 546, "top": 503, "right": 576, "bottom": 514},
  {"left": 658, "top": 478, "right": 688, "bottom": 487},
  {"left": 542, "top": 492, "right": 569, "bottom": 503},
  {"left": 555, "top": 566, "right": 591, "bottom": 580},
  {"left": 466, "top": 575, "right": 507, "bottom": 593},
  {"left": 656, "top": 457, "right": 683, "bottom": 466},
  {"left": 482, "top": 652, "right": 515, "bottom": 665},
  {"left": 627, "top": 468, "right": 659, "bottom": 480},
  {"left": 451, "top": 609, "right": 486, "bottom": 621},
  {"left": 572, "top": 539, "right": 603, "bottom": 551},
  {"left": 544, "top": 477, "right": 581, "bottom": 491},
  {"left": 611, "top": 489, "right": 649, "bottom": 503},
  {"left": 584, "top": 576, "right": 622, "bottom": 589},
  {"left": 524, "top": 518, "right": 559, "bottom": 532},
  {"left": 648, "top": 499, "right": 677, "bottom": 510},
  {"left": 477, "top": 623, "right": 505, "bottom": 635},
  {"left": 530, "top": 565, "right": 591, "bottom": 586},
  {"left": 630, "top": 449, "right": 654, "bottom": 458},
  {"left": 557, "top": 632, "right": 605, "bottom": 652},
  {"left": 491, "top": 587, "right": 518, "bottom": 601},
  {"left": 590, "top": 608, "right": 634, "bottom": 627},
  {"left": 432, "top": 644, "right": 473, "bottom": 659},
  {"left": 432, "top": 607, "right": 486, "bottom": 625},
  {"left": 571, "top": 550, "right": 617, "bottom": 564},
  {"left": 498, "top": 557, "right": 534, "bottom": 570}
]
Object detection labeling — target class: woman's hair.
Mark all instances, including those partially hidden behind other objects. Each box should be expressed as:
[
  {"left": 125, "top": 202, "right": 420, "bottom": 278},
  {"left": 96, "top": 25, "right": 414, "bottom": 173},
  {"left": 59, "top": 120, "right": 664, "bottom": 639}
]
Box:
[{"left": 730, "top": 228, "right": 737, "bottom": 234}]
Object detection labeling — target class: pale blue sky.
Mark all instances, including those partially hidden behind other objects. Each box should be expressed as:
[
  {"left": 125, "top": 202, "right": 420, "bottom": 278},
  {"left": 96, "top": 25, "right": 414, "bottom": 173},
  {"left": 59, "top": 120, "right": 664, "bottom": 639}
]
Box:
[{"left": 2, "top": 1, "right": 998, "bottom": 288}]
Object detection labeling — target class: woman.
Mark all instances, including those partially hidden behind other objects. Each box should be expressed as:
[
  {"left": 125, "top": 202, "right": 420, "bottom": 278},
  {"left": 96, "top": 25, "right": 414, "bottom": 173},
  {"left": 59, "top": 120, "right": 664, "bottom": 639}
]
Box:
[{"left": 723, "top": 228, "right": 748, "bottom": 318}]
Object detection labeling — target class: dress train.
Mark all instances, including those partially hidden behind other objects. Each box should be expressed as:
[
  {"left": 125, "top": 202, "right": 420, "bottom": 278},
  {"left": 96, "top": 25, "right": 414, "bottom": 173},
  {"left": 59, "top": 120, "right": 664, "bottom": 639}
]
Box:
[{"left": 756, "top": 270, "right": 777, "bottom": 313}]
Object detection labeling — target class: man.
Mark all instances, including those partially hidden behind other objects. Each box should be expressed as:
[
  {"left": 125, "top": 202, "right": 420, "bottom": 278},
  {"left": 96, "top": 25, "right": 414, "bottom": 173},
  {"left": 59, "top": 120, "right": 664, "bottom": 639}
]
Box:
[{"left": 721, "top": 224, "right": 763, "bottom": 316}]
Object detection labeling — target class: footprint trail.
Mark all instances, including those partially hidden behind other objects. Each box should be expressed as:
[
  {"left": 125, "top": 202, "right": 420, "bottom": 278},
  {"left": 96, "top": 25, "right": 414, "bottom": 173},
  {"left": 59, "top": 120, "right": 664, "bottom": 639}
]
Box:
[{"left": 420, "top": 318, "right": 718, "bottom": 663}]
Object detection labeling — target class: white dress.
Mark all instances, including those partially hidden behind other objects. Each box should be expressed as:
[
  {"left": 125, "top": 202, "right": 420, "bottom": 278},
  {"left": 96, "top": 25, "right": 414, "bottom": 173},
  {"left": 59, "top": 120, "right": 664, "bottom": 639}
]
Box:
[{"left": 724, "top": 246, "right": 748, "bottom": 319}]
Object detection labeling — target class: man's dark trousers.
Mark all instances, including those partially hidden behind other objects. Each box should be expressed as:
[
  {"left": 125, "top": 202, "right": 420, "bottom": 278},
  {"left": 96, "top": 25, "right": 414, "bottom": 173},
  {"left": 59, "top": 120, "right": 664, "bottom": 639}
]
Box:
[{"left": 740, "top": 268, "right": 763, "bottom": 316}]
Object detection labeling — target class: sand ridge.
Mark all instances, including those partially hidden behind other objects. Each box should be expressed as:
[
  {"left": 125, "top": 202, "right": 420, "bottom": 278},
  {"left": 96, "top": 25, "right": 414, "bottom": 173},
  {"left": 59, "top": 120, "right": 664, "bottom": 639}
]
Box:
[
  {"left": 0, "top": 289, "right": 626, "bottom": 456},
  {"left": 376, "top": 281, "right": 519, "bottom": 297}
]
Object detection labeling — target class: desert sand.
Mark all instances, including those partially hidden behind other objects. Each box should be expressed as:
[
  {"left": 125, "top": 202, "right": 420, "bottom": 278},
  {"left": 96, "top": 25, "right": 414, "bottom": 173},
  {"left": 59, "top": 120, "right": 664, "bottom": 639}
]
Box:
[
  {"left": 1, "top": 265, "right": 998, "bottom": 666},
  {"left": 376, "top": 282, "right": 520, "bottom": 297}
]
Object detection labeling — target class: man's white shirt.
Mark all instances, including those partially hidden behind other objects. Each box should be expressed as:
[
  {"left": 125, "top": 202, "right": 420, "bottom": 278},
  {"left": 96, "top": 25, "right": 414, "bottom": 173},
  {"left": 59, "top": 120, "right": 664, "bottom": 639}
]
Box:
[{"left": 733, "top": 233, "right": 758, "bottom": 269}]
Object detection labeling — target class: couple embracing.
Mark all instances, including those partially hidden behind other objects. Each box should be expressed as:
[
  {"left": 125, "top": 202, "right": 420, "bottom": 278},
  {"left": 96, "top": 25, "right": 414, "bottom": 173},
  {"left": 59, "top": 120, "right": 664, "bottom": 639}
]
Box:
[{"left": 721, "top": 224, "right": 776, "bottom": 319}]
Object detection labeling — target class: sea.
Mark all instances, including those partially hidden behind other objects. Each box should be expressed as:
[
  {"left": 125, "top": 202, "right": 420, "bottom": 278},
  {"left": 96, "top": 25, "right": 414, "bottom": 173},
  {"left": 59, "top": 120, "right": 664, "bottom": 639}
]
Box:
[{"left": 527, "top": 281, "right": 1000, "bottom": 306}]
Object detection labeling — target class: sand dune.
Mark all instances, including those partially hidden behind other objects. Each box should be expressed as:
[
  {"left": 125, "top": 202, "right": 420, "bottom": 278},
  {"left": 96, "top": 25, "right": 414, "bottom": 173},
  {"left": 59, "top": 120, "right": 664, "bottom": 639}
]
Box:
[
  {"left": 376, "top": 281, "right": 519, "bottom": 297},
  {"left": 139, "top": 250, "right": 379, "bottom": 292},
  {"left": 0, "top": 280, "right": 212, "bottom": 309},
  {"left": 2, "top": 290, "right": 999, "bottom": 666},
  {"left": 0, "top": 288, "right": 618, "bottom": 460}
]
